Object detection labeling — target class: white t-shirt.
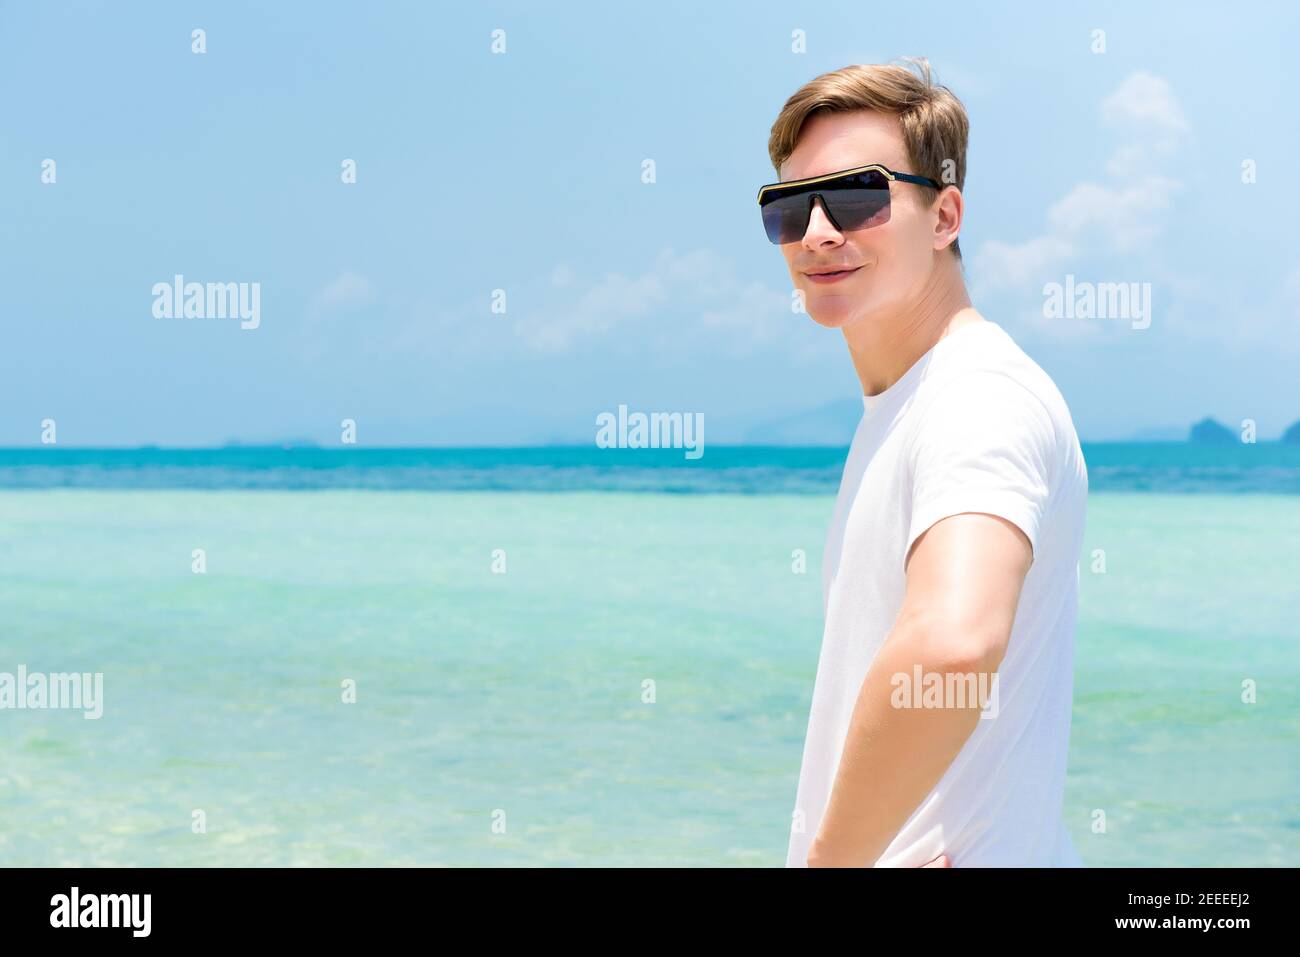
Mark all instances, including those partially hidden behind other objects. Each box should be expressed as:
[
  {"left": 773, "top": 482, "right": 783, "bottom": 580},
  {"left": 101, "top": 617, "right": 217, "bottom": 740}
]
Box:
[{"left": 785, "top": 319, "right": 1088, "bottom": 867}]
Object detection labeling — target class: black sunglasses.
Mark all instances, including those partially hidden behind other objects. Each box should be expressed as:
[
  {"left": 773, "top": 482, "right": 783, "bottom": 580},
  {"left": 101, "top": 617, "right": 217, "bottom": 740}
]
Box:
[{"left": 757, "top": 163, "right": 943, "bottom": 245}]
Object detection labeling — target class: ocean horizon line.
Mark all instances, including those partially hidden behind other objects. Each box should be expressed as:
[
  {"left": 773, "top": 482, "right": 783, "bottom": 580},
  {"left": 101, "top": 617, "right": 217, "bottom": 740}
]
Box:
[
  {"left": 0, "top": 438, "right": 1293, "bottom": 452},
  {"left": 3, "top": 443, "right": 1300, "bottom": 494}
]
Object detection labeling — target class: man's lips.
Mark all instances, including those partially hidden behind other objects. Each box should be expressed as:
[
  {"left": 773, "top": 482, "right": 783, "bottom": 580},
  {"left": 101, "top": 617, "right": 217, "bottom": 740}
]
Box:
[{"left": 804, "top": 266, "right": 862, "bottom": 284}]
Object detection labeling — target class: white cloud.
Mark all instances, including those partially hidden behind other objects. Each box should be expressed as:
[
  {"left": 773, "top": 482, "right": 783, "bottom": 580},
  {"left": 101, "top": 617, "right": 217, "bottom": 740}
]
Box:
[
  {"left": 972, "top": 72, "right": 1188, "bottom": 297},
  {"left": 971, "top": 72, "right": 1297, "bottom": 355},
  {"left": 973, "top": 236, "right": 1077, "bottom": 291},
  {"left": 1101, "top": 72, "right": 1188, "bottom": 134},
  {"left": 512, "top": 247, "right": 794, "bottom": 355},
  {"left": 1046, "top": 176, "right": 1181, "bottom": 252},
  {"left": 311, "top": 271, "right": 374, "bottom": 313},
  {"left": 521, "top": 266, "right": 667, "bottom": 351}
]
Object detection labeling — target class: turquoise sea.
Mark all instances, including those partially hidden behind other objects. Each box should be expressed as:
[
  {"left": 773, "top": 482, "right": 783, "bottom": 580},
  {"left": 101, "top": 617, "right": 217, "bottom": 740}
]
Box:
[{"left": 1, "top": 445, "right": 1297, "bottom": 866}]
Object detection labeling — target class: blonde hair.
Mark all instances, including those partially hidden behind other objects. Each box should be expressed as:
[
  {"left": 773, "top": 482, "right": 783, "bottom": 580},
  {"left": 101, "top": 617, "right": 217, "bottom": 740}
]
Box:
[{"left": 766, "top": 58, "right": 969, "bottom": 258}]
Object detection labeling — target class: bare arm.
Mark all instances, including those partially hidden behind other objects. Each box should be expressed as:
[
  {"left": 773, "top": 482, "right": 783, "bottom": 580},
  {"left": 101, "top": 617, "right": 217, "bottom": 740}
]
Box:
[{"left": 806, "top": 510, "right": 1033, "bottom": 867}]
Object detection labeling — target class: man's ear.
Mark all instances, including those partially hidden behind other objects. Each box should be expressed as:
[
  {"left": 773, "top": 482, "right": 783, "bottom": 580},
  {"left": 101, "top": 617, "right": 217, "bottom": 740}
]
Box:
[{"left": 932, "top": 186, "right": 963, "bottom": 252}]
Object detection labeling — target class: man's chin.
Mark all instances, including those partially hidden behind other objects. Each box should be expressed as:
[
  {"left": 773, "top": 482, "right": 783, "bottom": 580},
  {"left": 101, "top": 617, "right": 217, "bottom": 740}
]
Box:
[
  {"left": 807, "top": 311, "right": 850, "bottom": 330},
  {"left": 804, "top": 288, "right": 875, "bottom": 330},
  {"left": 806, "top": 305, "right": 867, "bottom": 330}
]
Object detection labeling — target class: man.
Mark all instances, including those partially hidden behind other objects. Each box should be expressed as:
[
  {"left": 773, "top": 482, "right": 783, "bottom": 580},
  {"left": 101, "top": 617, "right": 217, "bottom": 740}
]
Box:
[{"left": 760, "top": 60, "right": 1088, "bottom": 867}]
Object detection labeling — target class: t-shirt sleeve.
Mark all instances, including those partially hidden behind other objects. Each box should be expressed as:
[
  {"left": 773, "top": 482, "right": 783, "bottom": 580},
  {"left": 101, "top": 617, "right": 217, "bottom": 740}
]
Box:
[{"left": 904, "top": 370, "right": 1057, "bottom": 567}]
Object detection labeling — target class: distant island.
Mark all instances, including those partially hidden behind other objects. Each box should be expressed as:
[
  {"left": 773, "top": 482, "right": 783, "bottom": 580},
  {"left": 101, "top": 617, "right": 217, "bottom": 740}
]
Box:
[
  {"left": 1188, "top": 417, "right": 1237, "bottom": 444},
  {"left": 1188, "top": 417, "right": 1300, "bottom": 444}
]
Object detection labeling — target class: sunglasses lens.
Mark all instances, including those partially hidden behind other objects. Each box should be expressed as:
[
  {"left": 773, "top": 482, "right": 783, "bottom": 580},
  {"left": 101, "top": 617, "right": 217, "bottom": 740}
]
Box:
[
  {"left": 761, "top": 195, "right": 811, "bottom": 245},
  {"left": 818, "top": 186, "right": 891, "bottom": 232},
  {"left": 760, "top": 171, "right": 891, "bottom": 244}
]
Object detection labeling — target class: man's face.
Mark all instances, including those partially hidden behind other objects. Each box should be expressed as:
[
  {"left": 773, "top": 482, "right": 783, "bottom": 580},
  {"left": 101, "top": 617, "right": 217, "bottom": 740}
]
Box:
[{"left": 777, "top": 110, "right": 941, "bottom": 332}]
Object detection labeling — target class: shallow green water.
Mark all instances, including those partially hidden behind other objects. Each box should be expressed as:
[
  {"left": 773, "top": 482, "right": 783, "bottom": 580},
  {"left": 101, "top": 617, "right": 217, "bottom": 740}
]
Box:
[{"left": 0, "top": 490, "right": 1296, "bottom": 865}]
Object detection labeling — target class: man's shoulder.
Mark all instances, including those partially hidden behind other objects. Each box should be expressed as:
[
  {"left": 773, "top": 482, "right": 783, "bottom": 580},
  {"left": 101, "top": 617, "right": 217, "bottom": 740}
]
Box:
[
  {"left": 917, "top": 323, "right": 1077, "bottom": 438},
  {"left": 904, "top": 326, "right": 1087, "bottom": 504}
]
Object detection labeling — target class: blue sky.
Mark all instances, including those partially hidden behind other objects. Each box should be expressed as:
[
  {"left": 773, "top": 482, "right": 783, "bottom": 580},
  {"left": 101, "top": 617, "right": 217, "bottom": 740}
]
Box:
[{"left": 3, "top": 0, "right": 1298, "bottom": 445}]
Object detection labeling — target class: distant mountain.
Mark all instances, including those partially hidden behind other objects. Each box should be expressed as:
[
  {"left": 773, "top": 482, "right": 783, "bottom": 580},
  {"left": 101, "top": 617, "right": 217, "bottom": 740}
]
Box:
[
  {"left": 1129, "top": 420, "right": 1300, "bottom": 443},
  {"left": 744, "top": 399, "right": 862, "bottom": 445},
  {"left": 1188, "top": 417, "right": 1237, "bottom": 444}
]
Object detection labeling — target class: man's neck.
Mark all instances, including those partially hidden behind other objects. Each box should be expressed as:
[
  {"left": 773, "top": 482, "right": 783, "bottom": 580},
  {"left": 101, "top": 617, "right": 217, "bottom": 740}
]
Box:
[{"left": 842, "top": 261, "right": 980, "bottom": 397}]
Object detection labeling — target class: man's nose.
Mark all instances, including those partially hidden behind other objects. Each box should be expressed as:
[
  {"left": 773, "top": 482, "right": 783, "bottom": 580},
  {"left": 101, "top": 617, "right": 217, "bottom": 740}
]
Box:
[{"left": 801, "top": 195, "right": 843, "bottom": 247}]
